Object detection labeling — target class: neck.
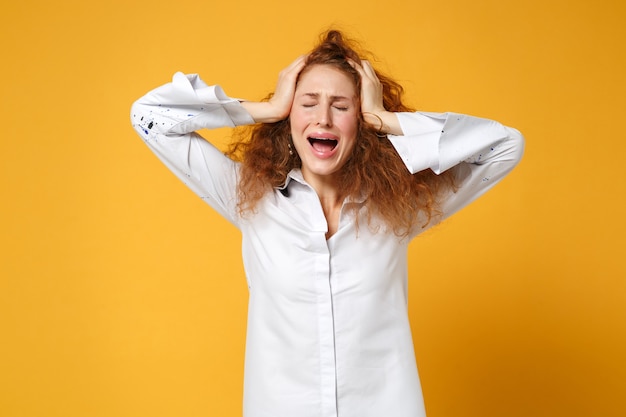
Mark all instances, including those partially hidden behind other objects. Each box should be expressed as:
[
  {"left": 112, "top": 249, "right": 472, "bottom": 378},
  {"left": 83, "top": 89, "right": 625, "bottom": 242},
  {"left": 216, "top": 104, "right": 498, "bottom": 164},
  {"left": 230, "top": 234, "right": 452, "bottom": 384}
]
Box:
[
  {"left": 304, "top": 174, "right": 343, "bottom": 206},
  {"left": 303, "top": 173, "right": 344, "bottom": 239},
  {"left": 318, "top": 191, "right": 343, "bottom": 240}
]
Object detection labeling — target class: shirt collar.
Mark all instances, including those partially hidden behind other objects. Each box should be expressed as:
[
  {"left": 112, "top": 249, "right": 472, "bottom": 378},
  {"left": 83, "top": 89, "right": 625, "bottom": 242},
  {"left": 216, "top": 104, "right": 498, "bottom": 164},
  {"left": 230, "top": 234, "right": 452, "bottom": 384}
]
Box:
[{"left": 277, "top": 169, "right": 366, "bottom": 204}]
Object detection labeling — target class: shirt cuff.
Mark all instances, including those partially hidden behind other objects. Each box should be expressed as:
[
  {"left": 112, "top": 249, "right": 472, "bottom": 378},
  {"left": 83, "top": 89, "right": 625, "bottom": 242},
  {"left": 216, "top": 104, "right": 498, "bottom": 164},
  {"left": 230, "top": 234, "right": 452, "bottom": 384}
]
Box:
[
  {"left": 387, "top": 112, "right": 445, "bottom": 174},
  {"left": 173, "top": 72, "right": 255, "bottom": 126}
]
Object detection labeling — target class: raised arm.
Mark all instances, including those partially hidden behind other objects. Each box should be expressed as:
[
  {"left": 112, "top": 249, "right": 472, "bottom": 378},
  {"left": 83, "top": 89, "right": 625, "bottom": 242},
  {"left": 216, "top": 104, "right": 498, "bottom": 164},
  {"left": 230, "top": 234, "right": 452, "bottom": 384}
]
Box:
[
  {"left": 351, "top": 59, "right": 524, "bottom": 232},
  {"left": 130, "top": 57, "right": 308, "bottom": 226},
  {"left": 390, "top": 111, "right": 524, "bottom": 228},
  {"left": 130, "top": 72, "right": 256, "bottom": 226}
]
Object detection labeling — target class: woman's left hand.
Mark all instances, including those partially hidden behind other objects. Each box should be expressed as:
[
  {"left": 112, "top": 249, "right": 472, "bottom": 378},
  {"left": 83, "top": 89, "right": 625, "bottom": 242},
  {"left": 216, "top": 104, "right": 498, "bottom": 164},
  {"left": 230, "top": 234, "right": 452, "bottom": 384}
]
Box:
[{"left": 351, "top": 59, "right": 402, "bottom": 136}]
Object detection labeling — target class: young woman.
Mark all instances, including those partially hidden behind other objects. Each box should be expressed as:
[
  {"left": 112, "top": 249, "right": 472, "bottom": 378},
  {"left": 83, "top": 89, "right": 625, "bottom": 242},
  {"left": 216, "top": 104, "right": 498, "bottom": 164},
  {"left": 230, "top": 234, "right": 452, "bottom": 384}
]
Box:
[{"left": 131, "top": 30, "right": 524, "bottom": 417}]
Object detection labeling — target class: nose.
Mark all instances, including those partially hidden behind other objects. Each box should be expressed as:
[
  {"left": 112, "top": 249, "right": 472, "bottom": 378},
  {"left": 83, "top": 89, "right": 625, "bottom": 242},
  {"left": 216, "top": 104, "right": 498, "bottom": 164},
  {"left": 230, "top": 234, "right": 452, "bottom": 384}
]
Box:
[{"left": 316, "top": 105, "right": 332, "bottom": 127}]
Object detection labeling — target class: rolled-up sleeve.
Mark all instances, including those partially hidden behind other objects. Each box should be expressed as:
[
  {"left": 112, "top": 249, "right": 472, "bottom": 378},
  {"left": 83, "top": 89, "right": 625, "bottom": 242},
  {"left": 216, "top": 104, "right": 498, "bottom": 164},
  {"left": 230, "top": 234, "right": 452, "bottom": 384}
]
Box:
[
  {"left": 130, "top": 72, "right": 255, "bottom": 227},
  {"left": 388, "top": 111, "right": 525, "bottom": 230}
]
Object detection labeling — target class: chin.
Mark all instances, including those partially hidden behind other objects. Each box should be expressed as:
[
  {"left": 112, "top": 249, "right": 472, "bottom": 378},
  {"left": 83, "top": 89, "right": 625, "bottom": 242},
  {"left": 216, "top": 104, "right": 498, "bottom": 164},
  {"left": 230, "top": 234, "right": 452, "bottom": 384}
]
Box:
[{"left": 302, "top": 161, "right": 345, "bottom": 179}]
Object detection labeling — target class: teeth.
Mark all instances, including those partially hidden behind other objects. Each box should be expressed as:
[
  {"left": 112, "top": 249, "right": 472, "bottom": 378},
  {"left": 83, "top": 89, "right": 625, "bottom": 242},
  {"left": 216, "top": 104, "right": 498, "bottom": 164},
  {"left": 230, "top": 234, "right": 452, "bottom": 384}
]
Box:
[
  {"left": 308, "top": 138, "right": 338, "bottom": 142},
  {"left": 308, "top": 136, "right": 338, "bottom": 152}
]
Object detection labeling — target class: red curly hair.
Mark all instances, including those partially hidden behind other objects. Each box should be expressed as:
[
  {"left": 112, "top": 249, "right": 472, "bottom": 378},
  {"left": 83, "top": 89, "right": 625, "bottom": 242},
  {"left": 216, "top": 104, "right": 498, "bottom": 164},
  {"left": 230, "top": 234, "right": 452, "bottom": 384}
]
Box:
[{"left": 227, "top": 30, "right": 457, "bottom": 236}]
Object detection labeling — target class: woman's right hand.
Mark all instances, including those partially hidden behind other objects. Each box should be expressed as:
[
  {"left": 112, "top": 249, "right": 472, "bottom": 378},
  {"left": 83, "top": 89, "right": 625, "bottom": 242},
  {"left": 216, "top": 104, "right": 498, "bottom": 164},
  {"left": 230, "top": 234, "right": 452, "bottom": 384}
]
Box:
[{"left": 241, "top": 56, "right": 306, "bottom": 123}]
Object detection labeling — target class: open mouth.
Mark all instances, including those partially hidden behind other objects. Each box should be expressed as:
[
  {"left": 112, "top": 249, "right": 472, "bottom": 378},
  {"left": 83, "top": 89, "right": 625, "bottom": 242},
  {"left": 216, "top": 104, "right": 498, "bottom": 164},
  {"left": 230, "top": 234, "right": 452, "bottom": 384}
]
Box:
[{"left": 308, "top": 137, "right": 338, "bottom": 153}]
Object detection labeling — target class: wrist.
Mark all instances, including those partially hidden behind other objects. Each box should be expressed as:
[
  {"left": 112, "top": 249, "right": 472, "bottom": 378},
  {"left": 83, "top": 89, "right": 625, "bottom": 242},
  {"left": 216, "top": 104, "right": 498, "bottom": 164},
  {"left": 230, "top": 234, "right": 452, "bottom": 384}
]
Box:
[
  {"left": 364, "top": 111, "right": 402, "bottom": 136},
  {"left": 379, "top": 111, "right": 402, "bottom": 136},
  {"left": 240, "top": 101, "right": 286, "bottom": 124}
]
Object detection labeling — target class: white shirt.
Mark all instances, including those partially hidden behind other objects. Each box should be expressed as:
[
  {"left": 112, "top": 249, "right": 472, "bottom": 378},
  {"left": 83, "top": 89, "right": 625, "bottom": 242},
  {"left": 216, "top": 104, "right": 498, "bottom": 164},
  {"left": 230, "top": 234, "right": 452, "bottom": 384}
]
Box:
[{"left": 131, "top": 72, "right": 524, "bottom": 417}]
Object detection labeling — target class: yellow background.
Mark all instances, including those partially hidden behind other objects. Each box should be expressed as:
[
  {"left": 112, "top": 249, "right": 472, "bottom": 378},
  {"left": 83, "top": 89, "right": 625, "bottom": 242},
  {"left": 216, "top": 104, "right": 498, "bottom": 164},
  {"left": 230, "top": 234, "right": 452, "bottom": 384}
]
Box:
[{"left": 2, "top": 0, "right": 625, "bottom": 416}]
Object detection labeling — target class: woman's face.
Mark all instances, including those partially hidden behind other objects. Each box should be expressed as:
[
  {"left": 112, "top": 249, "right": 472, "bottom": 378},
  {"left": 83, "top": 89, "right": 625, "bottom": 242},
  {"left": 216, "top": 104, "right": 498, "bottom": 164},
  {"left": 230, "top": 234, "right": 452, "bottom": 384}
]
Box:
[{"left": 290, "top": 64, "right": 359, "bottom": 184}]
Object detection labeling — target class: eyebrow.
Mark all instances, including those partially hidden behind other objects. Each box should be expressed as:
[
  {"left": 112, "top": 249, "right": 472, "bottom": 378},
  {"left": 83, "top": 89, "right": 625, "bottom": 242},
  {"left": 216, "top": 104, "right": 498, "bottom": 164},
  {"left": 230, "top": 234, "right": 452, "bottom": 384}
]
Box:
[{"left": 302, "top": 93, "right": 352, "bottom": 101}]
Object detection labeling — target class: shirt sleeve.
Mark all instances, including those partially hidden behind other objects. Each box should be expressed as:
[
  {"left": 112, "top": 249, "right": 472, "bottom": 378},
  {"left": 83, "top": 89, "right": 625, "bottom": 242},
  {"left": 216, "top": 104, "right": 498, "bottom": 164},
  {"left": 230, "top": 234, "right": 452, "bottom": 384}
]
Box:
[
  {"left": 130, "top": 72, "right": 256, "bottom": 228},
  {"left": 387, "top": 111, "right": 525, "bottom": 229}
]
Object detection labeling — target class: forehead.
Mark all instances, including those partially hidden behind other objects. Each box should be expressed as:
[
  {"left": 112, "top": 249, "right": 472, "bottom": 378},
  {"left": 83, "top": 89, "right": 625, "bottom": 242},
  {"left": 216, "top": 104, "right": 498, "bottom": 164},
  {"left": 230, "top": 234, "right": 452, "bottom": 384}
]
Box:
[{"left": 296, "top": 65, "right": 357, "bottom": 97}]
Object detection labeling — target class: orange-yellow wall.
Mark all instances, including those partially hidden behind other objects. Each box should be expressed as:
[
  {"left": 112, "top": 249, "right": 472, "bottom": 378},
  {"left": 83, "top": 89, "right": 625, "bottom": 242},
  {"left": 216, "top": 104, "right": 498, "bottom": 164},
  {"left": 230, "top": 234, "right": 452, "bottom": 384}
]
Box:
[{"left": 2, "top": 0, "right": 625, "bottom": 416}]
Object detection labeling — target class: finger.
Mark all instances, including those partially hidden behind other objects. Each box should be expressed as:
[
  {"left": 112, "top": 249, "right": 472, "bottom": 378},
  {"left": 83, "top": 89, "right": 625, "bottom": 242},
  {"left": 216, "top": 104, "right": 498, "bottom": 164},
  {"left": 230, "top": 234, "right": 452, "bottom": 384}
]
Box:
[
  {"left": 360, "top": 60, "right": 381, "bottom": 84},
  {"left": 351, "top": 60, "right": 380, "bottom": 96},
  {"left": 360, "top": 59, "right": 374, "bottom": 74},
  {"left": 275, "top": 56, "right": 306, "bottom": 95},
  {"left": 280, "top": 55, "right": 307, "bottom": 79},
  {"left": 348, "top": 58, "right": 366, "bottom": 78},
  {"left": 270, "top": 56, "right": 308, "bottom": 118}
]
